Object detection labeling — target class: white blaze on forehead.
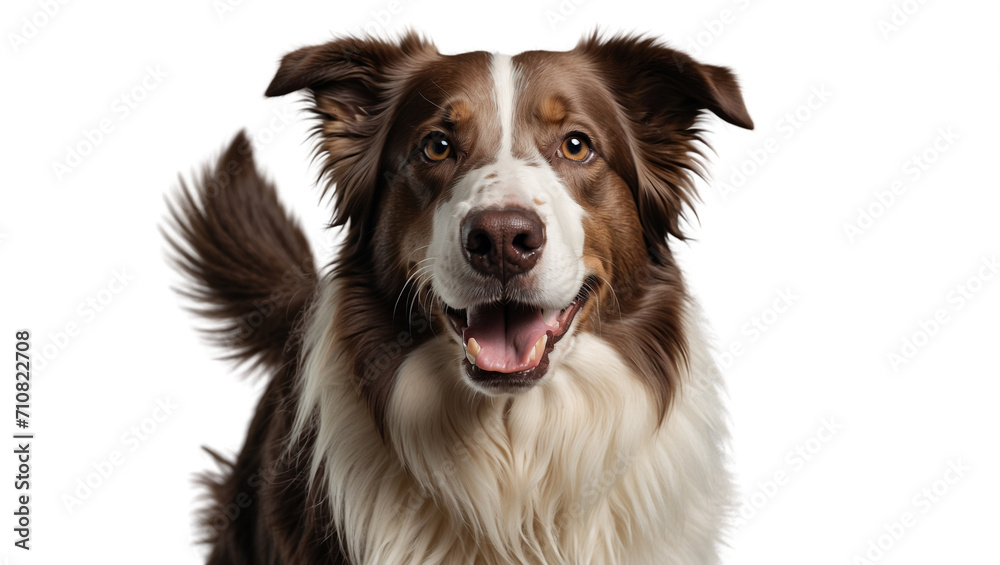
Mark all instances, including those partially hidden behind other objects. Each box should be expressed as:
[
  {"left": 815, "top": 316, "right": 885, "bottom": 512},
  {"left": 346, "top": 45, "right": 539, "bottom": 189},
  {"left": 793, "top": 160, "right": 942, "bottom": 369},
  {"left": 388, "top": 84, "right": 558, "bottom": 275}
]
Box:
[{"left": 490, "top": 53, "right": 517, "bottom": 157}]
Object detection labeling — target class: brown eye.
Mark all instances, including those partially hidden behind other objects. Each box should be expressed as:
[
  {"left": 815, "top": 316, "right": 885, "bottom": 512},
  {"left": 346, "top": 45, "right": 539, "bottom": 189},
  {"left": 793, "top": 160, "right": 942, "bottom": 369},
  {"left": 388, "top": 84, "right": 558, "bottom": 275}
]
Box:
[
  {"left": 423, "top": 133, "right": 451, "bottom": 161},
  {"left": 560, "top": 135, "right": 590, "bottom": 161}
]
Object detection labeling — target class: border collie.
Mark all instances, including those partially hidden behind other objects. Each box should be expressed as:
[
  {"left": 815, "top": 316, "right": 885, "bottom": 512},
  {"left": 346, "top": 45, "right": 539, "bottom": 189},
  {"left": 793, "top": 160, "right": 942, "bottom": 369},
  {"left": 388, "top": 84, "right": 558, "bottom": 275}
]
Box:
[{"left": 168, "top": 32, "right": 752, "bottom": 564}]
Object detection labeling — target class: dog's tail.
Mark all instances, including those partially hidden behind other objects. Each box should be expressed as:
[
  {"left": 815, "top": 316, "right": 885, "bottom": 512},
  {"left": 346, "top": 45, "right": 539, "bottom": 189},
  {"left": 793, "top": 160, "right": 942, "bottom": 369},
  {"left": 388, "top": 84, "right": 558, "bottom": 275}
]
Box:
[{"left": 165, "top": 132, "right": 317, "bottom": 371}]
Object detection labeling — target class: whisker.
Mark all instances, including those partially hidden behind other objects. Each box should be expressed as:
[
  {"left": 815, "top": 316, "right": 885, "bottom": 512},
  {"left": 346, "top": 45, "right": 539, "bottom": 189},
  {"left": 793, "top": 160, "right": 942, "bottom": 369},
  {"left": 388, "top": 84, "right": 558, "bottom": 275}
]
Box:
[
  {"left": 592, "top": 274, "right": 623, "bottom": 323},
  {"left": 393, "top": 266, "right": 429, "bottom": 320},
  {"left": 407, "top": 265, "right": 435, "bottom": 320},
  {"left": 414, "top": 274, "right": 439, "bottom": 338}
]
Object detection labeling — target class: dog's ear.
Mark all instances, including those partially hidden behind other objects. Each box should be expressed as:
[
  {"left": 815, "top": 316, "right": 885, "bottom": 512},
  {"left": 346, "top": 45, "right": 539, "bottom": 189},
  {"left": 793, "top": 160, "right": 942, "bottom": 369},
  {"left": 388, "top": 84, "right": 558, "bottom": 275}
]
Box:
[
  {"left": 266, "top": 33, "right": 437, "bottom": 235},
  {"left": 577, "top": 34, "right": 752, "bottom": 257}
]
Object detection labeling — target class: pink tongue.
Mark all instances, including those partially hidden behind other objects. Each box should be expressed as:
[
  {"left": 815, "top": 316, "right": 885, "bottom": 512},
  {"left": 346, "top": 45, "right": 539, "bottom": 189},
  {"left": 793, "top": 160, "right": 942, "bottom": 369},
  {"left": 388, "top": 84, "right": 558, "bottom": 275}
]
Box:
[{"left": 464, "top": 303, "right": 550, "bottom": 373}]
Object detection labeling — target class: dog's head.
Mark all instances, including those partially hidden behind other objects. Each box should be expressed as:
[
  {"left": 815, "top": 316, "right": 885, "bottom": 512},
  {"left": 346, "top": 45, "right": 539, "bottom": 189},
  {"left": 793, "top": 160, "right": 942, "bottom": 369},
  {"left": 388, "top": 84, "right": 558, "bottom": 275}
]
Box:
[{"left": 267, "top": 33, "right": 751, "bottom": 404}]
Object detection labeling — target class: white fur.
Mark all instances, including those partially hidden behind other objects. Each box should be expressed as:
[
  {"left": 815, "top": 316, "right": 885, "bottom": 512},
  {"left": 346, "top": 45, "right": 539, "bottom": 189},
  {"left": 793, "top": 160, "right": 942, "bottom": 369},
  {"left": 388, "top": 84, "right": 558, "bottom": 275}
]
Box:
[
  {"left": 295, "top": 280, "right": 732, "bottom": 564},
  {"left": 293, "top": 50, "right": 731, "bottom": 565},
  {"left": 427, "top": 54, "right": 588, "bottom": 314},
  {"left": 493, "top": 54, "right": 516, "bottom": 156}
]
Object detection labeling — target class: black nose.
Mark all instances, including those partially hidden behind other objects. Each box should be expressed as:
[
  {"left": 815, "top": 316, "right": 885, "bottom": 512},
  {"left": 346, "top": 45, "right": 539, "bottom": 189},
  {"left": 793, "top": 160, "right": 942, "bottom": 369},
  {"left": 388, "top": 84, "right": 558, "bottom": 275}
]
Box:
[{"left": 461, "top": 208, "right": 545, "bottom": 282}]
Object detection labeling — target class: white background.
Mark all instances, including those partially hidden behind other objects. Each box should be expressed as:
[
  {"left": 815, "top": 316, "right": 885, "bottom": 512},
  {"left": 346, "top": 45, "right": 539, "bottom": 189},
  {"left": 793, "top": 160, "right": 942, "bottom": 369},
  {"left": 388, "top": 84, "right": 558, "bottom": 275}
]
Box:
[{"left": 2, "top": 0, "right": 998, "bottom": 563}]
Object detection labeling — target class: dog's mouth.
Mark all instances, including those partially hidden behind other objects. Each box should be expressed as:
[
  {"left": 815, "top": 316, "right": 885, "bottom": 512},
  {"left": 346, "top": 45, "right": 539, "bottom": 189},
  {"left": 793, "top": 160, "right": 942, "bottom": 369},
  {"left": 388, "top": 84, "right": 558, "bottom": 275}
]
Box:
[{"left": 444, "top": 278, "right": 595, "bottom": 390}]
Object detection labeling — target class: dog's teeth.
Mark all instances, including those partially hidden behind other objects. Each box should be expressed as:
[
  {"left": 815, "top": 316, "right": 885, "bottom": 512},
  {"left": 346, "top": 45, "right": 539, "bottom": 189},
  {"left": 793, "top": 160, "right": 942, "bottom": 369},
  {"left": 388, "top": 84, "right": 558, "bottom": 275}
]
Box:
[
  {"left": 529, "top": 334, "right": 547, "bottom": 362},
  {"left": 466, "top": 337, "right": 480, "bottom": 365}
]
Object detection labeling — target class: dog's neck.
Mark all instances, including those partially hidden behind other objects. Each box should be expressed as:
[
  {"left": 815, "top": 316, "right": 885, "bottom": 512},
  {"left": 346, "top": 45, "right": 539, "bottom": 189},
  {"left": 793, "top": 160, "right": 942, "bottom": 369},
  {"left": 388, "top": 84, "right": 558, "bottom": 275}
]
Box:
[{"left": 293, "top": 282, "right": 730, "bottom": 565}]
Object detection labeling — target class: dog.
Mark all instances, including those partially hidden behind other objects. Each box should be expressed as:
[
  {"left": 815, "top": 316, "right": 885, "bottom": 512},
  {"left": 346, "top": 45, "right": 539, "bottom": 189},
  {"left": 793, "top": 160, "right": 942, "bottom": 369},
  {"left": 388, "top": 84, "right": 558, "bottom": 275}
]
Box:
[{"left": 167, "top": 32, "right": 752, "bottom": 564}]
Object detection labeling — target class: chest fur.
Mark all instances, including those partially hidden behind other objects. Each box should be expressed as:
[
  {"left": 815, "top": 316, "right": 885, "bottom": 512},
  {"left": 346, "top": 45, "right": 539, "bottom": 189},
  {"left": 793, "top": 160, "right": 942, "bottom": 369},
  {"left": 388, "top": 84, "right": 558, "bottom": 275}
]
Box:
[{"left": 298, "top": 318, "right": 729, "bottom": 565}]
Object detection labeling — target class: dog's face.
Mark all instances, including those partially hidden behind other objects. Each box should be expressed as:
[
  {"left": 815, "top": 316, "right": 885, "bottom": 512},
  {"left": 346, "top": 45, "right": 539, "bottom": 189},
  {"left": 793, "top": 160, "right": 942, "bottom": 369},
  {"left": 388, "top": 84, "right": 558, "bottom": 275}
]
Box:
[{"left": 267, "top": 34, "right": 751, "bottom": 400}]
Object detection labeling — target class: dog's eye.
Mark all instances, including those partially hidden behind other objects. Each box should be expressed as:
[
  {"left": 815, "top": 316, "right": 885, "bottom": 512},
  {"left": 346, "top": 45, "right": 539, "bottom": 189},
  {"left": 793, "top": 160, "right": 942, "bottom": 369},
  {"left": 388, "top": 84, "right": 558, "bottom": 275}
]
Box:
[
  {"left": 423, "top": 133, "right": 452, "bottom": 161},
  {"left": 560, "top": 135, "right": 590, "bottom": 161}
]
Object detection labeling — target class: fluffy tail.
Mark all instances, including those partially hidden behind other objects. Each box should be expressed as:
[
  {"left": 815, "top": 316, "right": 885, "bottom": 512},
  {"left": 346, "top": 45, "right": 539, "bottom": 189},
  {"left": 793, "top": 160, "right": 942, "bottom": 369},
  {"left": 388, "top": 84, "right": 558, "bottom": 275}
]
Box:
[{"left": 165, "top": 132, "right": 317, "bottom": 371}]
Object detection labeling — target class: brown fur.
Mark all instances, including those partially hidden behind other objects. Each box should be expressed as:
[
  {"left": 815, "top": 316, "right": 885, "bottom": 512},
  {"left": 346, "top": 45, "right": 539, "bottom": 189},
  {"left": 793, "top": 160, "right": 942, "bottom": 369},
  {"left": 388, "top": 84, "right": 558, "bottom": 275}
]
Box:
[
  {"left": 169, "top": 32, "right": 751, "bottom": 564},
  {"left": 164, "top": 131, "right": 317, "bottom": 372},
  {"left": 265, "top": 37, "right": 503, "bottom": 432},
  {"left": 511, "top": 36, "right": 753, "bottom": 421},
  {"left": 166, "top": 135, "right": 348, "bottom": 562}
]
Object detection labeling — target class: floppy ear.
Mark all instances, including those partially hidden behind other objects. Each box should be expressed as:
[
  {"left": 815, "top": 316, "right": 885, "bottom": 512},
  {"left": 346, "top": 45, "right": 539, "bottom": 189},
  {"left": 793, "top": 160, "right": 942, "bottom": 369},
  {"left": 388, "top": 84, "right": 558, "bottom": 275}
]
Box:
[
  {"left": 577, "top": 34, "right": 753, "bottom": 258},
  {"left": 265, "top": 33, "right": 437, "bottom": 235}
]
